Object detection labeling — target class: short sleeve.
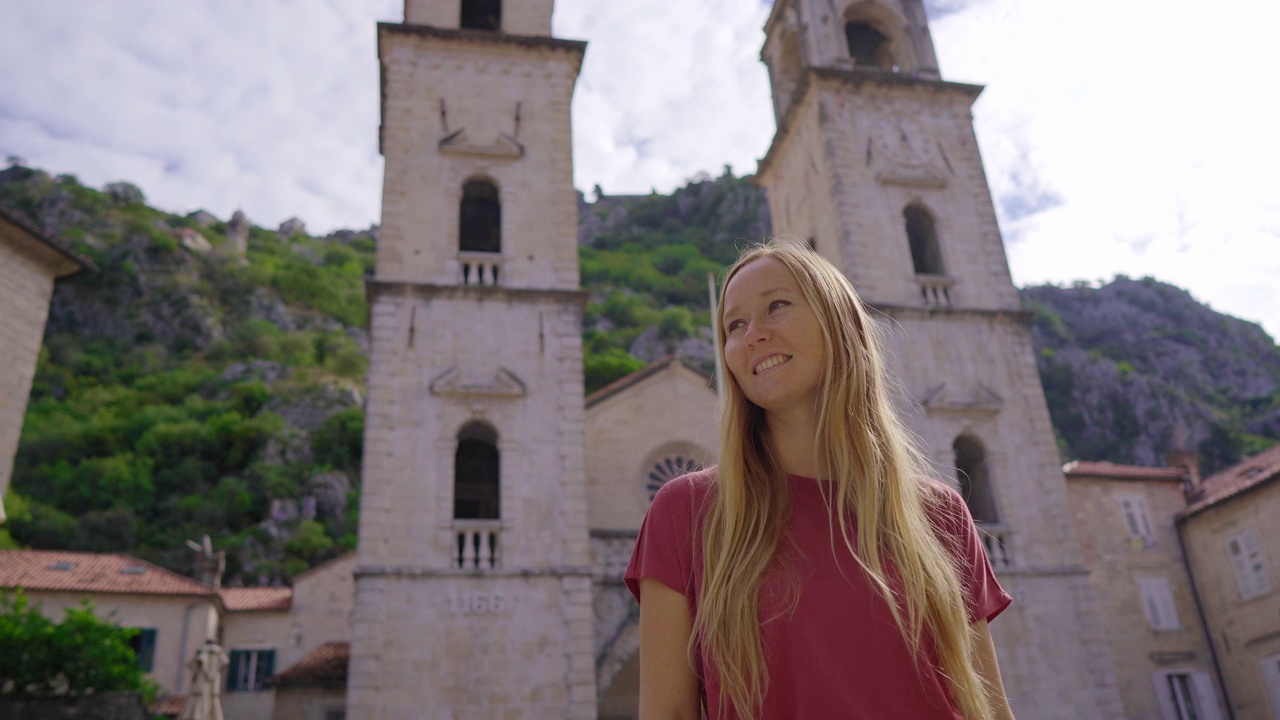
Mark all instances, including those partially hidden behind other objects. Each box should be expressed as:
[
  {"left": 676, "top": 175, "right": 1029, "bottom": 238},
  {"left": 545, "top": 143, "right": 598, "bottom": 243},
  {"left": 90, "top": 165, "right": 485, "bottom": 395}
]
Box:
[
  {"left": 930, "top": 483, "right": 1013, "bottom": 624},
  {"left": 624, "top": 474, "right": 701, "bottom": 603}
]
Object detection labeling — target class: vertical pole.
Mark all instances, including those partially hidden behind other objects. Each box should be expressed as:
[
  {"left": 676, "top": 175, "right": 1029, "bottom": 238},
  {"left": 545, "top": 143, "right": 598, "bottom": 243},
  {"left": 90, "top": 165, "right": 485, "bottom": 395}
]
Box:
[{"left": 708, "top": 272, "right": 724, "bottom": 404}]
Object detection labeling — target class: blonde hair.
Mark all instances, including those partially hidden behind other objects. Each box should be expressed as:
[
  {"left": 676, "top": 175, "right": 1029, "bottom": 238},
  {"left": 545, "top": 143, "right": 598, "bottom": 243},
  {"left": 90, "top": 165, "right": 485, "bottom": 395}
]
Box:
[{"left": 695, "top": 237, "right": 992, "bottom": 720}]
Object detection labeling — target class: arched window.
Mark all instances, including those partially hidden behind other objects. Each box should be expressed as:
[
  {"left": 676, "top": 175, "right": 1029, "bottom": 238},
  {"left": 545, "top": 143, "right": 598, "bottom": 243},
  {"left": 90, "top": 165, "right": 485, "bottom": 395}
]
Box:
[
  {"left": 454, "top": 422, "right": 499, "bottom": 520},
  {"left": 954, "top": 435, "right": 997, "bottom": 523},
  {"left": 460, "top": 0, "right": 501, "bottom": 31},
  {"left": 904, "top": 204, "right": 944, "bottom": 275},
  {"left": 845, "top": 21, "right": 892, "bottom": 68},
  {"left": 645, "top": 455, "right": 701, "bottom": 502},
  {"left": 459, "top": 180, "right": 501, "bottom": 254}
]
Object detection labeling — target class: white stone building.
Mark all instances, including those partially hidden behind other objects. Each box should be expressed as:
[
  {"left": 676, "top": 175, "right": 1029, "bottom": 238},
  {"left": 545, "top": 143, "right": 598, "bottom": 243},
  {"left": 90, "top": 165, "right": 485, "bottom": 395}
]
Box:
[
  {"left": 350, "top": 0, "right": 1128, "bottom": 718},
  {"left": 0, "top": 203, "right": 90, "bottom": 522}
]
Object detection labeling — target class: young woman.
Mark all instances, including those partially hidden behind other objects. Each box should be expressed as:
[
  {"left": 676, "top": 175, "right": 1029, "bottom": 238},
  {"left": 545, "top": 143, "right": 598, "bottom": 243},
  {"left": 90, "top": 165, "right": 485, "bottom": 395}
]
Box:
[{"left": 625, "top": 238, "right": 1016, "bottom": 719}]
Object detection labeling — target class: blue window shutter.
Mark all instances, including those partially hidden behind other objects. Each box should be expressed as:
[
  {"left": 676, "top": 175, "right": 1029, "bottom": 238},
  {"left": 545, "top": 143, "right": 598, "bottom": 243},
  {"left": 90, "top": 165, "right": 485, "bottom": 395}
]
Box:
[
  {"left": 227, "top": 650, "right": 243, "bottom": 692},
  {"left": 138, "top": 629, "right": 156, "bottom": 672},
  {"left": 259, "top": 650, "right": 276, "bottom": 689}
]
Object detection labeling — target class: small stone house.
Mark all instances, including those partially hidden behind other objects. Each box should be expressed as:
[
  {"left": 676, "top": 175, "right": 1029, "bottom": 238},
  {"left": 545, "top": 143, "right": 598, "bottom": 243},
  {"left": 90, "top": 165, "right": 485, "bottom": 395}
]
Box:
[
  {"left": 0, "top": 548, "right": 356, "bottom": 720},
  {"left": 0, "top": 203, "right": 91, "bottom": 521},
  {"left": 0, "top": 549, "right": 220, "bottom": 697},
  {"left": 1063, "top": 461, "right": 1226, "bottom": 720},
  {"left": 1179, "top": 443, "right": 1280, "bottom": 719}
]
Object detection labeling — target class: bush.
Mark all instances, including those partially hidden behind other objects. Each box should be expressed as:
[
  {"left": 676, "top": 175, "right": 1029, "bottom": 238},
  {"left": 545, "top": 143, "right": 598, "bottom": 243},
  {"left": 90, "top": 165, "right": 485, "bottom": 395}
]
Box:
[
  {"left": 584, "top": 348, "right": 646, "bottom": 395},
  {"left": 312, "top": 407, "right": 364, "bottom": 473},
  {"left": 0, "top": 590, "right": 158, "bottom": 701}
]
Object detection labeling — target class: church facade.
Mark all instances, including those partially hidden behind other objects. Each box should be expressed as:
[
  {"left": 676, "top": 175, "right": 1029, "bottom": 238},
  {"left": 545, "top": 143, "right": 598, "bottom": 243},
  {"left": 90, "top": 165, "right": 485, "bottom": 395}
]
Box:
[{"left": 350, "top": 0, "right": 1127, "bottom": 718}]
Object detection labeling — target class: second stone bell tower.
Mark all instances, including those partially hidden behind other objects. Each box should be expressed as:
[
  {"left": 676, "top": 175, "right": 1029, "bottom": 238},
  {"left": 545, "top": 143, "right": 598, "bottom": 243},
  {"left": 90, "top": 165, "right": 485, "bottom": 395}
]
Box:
[
  {"left": 349, "top": 0, "right": 596, "bottom": 717},
  {"left": 756, "top": 1, "right": 1125, "bottom": 718}
]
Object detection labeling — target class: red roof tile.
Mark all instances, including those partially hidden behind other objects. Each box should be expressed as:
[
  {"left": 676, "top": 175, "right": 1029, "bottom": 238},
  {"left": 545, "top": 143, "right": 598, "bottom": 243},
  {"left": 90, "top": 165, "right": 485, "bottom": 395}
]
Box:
[
  {"left": 1062, "top": 461, "right": 1187, "bottom": 481},
  {"left": 0, "top": 550, "right": 213, "bottom": 597},
  {"left": 1183, "top": 442, "right": 1280, "bottom": 517},
  {"left": 271, "top": 642, "right": 350, "bottom": 688},
  {"left": 219, "top": 586, "right": 292, "bottom": 612}
]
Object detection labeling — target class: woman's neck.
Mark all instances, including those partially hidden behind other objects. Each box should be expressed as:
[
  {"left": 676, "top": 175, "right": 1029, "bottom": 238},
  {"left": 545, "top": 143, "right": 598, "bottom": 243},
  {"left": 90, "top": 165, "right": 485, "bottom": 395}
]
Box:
[{"left": 765, "top": 406, "right": 821, "bottom": 479}]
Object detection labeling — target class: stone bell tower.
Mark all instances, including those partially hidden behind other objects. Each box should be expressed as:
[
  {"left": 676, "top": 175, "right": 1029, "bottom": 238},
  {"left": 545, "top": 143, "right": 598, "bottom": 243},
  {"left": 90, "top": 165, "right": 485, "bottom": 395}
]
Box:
[
  {"left": 349, "top": 1, "right": 596, "bottom": 717},
  {"left": 756, "top": 2, "right": 1124, "bottom": 718}
]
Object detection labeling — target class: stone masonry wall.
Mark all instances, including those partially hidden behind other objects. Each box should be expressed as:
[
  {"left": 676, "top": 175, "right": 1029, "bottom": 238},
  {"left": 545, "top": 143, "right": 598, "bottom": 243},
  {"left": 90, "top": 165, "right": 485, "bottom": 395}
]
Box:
[
  {"left": 584, "top": 362, "right": 718, "bottom": 531},
  {"left": 376, "top": 29, "right": 583, "bottom": 292},
  {"left": 1066, "top": 475, "right": 1224, "bottom": 719},
  {"left": 0, "top": 232, "right": 60, "bottom": 521},
  {"left": 1182, "top": 483, "right": 1280, "bottom": 718}
]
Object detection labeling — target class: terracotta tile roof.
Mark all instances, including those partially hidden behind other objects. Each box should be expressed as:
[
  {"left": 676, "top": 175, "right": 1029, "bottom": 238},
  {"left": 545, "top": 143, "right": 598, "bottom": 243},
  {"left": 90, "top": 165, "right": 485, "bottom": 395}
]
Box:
[
  {"left": 585, "top": 354, "right": 713, "bottom": 409},
  {"left": 0, "top": 550, "right": 213, "bottom": 597},
  {"left": 219, "top": 586, "right": 292, "bottom": 612},
  {"left": 1062, "top": 461, "right": 1187, "bottom": 482},
  {"left": 1182, "top": 442, "right": 1280, "bottom": 518},
  {"left": 271, "top": 642, "right": 350, "bottom": 689},
  {"left": 151, "top": 695, "right": 186, "bottom": 717}
]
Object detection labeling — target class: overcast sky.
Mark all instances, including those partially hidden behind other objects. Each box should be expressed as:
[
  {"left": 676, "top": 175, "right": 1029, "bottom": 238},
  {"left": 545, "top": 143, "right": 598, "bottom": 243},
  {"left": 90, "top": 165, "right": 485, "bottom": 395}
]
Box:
[{"left": 1, "top": 0, "right": 1277, "bottom": 340}]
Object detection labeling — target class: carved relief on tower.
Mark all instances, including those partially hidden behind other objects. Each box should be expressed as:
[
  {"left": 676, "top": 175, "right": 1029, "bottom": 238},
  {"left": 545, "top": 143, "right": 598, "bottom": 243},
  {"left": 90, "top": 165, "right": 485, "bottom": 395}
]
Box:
[{"left": 871, "top": 114, "right": 949, "bottom": 187}]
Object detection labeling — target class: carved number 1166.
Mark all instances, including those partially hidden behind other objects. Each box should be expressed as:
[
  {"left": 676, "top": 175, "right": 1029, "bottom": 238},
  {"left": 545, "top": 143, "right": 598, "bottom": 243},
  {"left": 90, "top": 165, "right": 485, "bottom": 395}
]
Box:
[{"left": 448, "top": 591, "right": 504, "bottom": 615}]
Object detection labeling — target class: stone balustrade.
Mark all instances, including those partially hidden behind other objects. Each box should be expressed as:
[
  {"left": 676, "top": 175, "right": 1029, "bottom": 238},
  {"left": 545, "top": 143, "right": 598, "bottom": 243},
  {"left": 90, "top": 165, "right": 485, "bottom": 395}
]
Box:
[
  {"left": 916, "top": 273, "right": 954, "bottom": 307},
  {"left": 454, "top": 519, "right": 501, "bottom": 569},
  {"left": 459, "top": 251, "right": 502, "bottom": 286},
  {"left": 978, "top": 522, "right": 1013, "bottom": 570}
]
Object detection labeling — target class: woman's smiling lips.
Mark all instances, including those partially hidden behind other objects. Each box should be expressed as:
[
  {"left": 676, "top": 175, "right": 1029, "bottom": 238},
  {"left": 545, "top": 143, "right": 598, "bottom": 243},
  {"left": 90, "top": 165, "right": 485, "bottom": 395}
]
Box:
[{"left": 753, "top": 354, "right": 792, "bottom": 375}]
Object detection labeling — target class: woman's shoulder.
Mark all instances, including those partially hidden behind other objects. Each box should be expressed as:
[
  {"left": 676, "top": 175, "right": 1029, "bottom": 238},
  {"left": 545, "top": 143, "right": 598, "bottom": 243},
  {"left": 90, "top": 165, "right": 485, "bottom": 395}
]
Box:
[
  {"left": 649, "top": 465, "right": 719, "bottom": 516},
  {"left": 918, "top": 477, "right": 977, "bottom": 536},
  {"left": 653, "top": 465, "right": 718, "bottom": 500}
]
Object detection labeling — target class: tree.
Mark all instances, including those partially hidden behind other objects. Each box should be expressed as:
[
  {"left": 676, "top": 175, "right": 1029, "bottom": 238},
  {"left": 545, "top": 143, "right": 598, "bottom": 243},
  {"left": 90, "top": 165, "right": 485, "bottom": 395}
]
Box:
[{"left": 0, "top": 590, "right": 158, "bottom": 701}]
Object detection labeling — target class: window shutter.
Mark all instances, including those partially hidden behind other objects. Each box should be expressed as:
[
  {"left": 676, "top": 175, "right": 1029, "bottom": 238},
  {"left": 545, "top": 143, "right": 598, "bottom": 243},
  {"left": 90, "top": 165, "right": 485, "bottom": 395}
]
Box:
[
  {"left": 1243, "top": 529, "right": 1273, "bottom": 597},
  {"left": 138, "top": 629, "right": 157, "bottom": 672},
  {"left": 1260, "top": 654, "right": 1280, "bottom": 720},
  {"left": 1152, "top": 673, "right": 1180, "bottom": 720},
  {"left": 1138, "top": 577, "right": 1180, "bottom": 631},
  {"left": 1192, "top": 672, "right": 1224, "bottom": 720},
  {"left": 1228, "top": 529, "right": 1272, "bottom": 601},
  {"left": 1119, "top": 496, "right": 1153, "bottom": 539},
  {"left": 260, "top": 650, "right": 276, "bottom": 689},
  {"left": 1136, "top": 496, "right": 1153, "bottom": 536},
  {"left": 227, "top": 650, "right": 243, "bottom": 692}
]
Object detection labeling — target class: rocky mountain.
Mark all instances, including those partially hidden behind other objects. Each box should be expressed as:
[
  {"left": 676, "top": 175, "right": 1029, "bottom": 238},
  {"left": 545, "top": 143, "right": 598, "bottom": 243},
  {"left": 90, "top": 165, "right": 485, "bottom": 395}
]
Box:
[
  {"left": 1, "top": 162, "right": 1275, "bottom": 584},
  {"left": 1023, "top": 278, "right": 1280, "bottom": 473}
]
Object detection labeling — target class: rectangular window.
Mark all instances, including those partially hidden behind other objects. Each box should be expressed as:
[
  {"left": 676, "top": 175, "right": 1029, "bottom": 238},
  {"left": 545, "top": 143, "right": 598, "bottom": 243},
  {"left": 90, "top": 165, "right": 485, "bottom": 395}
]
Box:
[
  {"left": 1261, "top": 653, "right": 1280, "bottom": 720},
  {"left": 1153, "top": 671, "right": 1223, "bottom": 720},
  {"left": 226, "top": 649, "right": 275, "bottom": 692},
  {"left": 1226, "top": 528, "right": 1273, "bottom": 602},
  {"left": 1137, "top": 576, "right": 1181, "bottom": 631},
  {"left": 127, "top": 628, "right": 157, "bottom": 672},
  {"left": 1118, "top": 495, "right": 1154, "bottom": 539}
]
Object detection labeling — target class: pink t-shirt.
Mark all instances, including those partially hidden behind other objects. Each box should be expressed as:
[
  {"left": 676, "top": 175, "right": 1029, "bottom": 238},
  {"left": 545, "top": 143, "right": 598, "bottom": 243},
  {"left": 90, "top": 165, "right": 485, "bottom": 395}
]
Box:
[{"left": 624, "top": 467, "right": 1012, "bottom": 720}]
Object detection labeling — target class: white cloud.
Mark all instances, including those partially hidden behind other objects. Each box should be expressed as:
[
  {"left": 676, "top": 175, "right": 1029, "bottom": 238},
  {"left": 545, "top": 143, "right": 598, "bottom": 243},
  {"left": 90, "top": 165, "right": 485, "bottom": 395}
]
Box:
[{"left": 0, "top": 0, "right": 1277, "bottom": 340}]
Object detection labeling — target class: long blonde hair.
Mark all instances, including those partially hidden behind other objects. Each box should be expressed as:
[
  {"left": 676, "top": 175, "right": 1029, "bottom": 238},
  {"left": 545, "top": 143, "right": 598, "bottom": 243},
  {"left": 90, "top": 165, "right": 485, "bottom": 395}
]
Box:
[{"left": 695, "top": 237, "right": 993, "bottom": 720}]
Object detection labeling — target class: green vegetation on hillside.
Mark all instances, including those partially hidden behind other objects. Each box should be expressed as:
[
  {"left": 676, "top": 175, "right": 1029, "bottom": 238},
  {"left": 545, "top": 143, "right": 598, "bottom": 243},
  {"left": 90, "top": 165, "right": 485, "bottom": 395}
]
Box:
[{"left": 3, "top": 162, "right": 1276, "bottom": 585}]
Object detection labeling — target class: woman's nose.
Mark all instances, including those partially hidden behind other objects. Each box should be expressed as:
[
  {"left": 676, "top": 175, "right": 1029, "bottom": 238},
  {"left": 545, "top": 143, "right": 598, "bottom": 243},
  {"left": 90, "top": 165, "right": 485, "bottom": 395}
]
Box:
[{"left": 747, "top": 323, "right": 770, "bottom": 345}]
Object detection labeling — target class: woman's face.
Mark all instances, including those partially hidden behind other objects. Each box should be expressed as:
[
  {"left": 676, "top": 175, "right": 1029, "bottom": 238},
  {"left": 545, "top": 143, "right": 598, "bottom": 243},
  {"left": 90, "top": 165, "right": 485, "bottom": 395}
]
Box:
[{"left": 721, "top": 257, "right": 826, "bottom": 420}]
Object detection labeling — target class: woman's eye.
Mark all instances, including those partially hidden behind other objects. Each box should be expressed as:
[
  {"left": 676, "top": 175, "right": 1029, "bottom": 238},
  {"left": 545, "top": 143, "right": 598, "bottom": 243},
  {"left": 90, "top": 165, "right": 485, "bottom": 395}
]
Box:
[
  {"left": 726, "top": 319, "right": 745, "bottom": 332},
  {"left": 769, "top": 300, "right": 789, "bottom": 312}
]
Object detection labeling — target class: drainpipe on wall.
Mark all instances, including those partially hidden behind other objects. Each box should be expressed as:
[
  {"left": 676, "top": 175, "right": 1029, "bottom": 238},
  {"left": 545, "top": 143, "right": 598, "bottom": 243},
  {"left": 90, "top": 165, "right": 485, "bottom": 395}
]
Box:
[{"left": 1175, "top": 517, "right": 1235, "bottom": 720}]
